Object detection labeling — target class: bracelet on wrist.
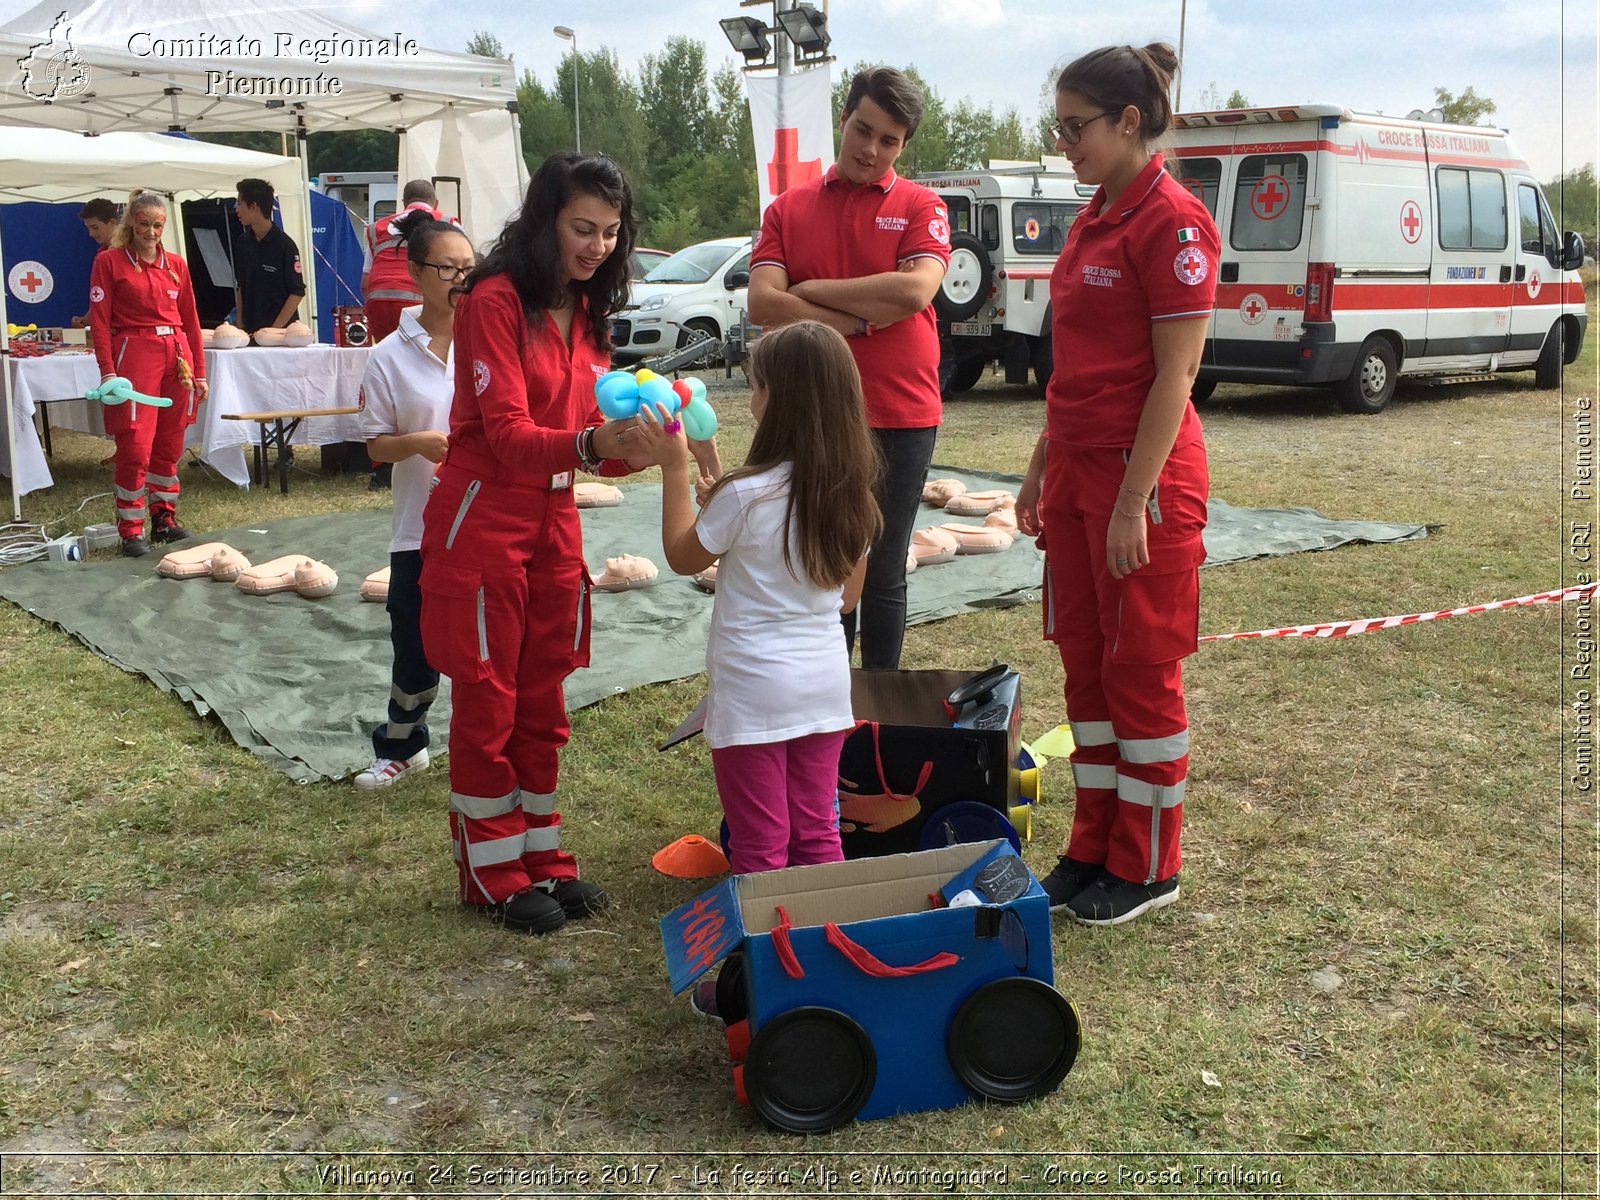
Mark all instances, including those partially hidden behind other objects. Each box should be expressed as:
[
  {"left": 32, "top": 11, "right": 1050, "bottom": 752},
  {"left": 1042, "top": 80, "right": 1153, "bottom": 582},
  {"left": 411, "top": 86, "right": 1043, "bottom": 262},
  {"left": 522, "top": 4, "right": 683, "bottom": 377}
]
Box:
[
  {"left": 1113, "top": 505, "right": 1145, "bottom": 519},
  {"left": 576, "top": 426, "right": 603, "bottom": 473},
  {"left": 1118, "top": 485, "right": 1149, "bottom": 501}
]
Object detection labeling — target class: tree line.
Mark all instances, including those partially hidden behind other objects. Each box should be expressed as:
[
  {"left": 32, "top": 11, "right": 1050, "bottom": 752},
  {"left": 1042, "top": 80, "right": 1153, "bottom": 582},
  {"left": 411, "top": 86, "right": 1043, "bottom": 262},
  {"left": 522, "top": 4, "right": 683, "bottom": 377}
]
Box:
[{"left": 199, "top": 53, "right": 1593, "bottom": 260}]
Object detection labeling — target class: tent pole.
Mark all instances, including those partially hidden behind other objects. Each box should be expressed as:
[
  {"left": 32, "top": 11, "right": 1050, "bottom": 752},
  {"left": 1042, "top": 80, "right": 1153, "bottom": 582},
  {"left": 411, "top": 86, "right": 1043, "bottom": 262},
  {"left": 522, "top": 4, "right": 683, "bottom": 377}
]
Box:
[
  {"left": 295, "top": 120, "right": 320, "bottom": 340},
  {"left": 0, "top": 220, "right": 21, "bottom": 523}
]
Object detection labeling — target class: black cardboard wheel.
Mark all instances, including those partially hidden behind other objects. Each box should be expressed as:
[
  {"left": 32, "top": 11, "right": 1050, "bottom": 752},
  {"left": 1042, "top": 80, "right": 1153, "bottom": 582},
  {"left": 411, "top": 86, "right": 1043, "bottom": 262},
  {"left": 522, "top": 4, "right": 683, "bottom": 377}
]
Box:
[
  {"left": 743, "top": 1007, "right": 876, "bottom": 1133},
  {"left": 947, "top": 978, "right": 1080, "bottom": 1102}
]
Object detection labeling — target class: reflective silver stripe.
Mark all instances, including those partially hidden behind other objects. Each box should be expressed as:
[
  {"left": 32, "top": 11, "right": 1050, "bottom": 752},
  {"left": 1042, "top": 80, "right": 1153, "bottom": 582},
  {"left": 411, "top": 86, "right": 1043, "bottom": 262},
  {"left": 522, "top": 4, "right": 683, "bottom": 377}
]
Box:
[
  {"left": 475, "top": 587, "right": 488, "bottom": 662},
  {"left": 1119, "top": 731, "right": 1190, "bottom": 764},
  {"left": 145, "top": 472, "right": 178, "bottom": 487},
  {"left": 444, "top": 479, "right": 480, "bottom": 549},
  {"left": 147, "top": 485, "right": 178, "bottom": 499},
  {"left": 524, "top": 826, "right": 562, "bottom": 854},
  {"left": 448, "top": 786, "right": 520, "bottom": 820},
  {"left": 1070, "top": 720, "right": 1116, "bottom": 747},
  {"left": 115, "top": 338, "right": 129, "bottom": 371},
  {"left": 1117, "top": 775, "right": 1186, "bottom": 808},
  {"left": 1071, "top": 762, "right": 1118, "bottom": 790},
  {"left": 368, "top": 287, "right": 422, "bottom": 301},
  {"left": 383, "top": 718, "right": 423, "bottom": 738},
  {"left": 115, "top": 485, "right": 145, "bottom": 501},
  {"left": 116, "top": 506, "right": 144, "bottom": 521},
  {"left": 463, "top": 831, "right": 527, "bottom": 868},
  {"left": 521, "top": 791, "right": 556, "bottom": 816},
  {"left": 1043, "top": 567, "right": 1055, "bottom": 637},
  {"left": 1149, "top": 799, "right": 1163, "bottom": 885},
  {"left": 390, "top": 683, "right": 439, "bottom": 710},
  {"left": 573, "top": 576, "right": 587, "bottom": 652}
]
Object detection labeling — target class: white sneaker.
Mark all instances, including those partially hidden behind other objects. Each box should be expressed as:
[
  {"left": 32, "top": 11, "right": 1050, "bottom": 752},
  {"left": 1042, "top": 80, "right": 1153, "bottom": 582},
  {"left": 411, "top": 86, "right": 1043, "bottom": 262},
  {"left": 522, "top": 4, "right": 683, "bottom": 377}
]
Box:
[{"left": 354, "top": 747, "right": 430, "bottom": 789}]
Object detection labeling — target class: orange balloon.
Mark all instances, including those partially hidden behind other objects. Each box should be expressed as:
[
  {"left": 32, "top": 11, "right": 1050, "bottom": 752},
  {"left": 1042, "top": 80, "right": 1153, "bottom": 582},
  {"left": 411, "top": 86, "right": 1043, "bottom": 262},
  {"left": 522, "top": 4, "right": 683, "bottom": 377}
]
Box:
[{"left": 671, "top": 378, "right": 693, "bottom": 410}]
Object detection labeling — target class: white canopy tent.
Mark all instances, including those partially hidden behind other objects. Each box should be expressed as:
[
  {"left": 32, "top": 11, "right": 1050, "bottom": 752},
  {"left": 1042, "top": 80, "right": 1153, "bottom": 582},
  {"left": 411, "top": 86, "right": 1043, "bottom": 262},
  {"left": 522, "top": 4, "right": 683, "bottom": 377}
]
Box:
[
  {"left": 0, "top": 0, "right": 527, "bottom": 255},
  {"left": 0, "top": 128, "right": 311, "bottom": 521}
]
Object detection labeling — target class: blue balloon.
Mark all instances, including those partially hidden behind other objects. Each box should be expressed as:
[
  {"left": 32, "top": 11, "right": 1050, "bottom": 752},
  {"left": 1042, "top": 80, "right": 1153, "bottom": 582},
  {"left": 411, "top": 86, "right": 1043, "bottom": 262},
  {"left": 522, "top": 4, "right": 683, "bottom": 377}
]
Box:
[
  {"left": 686, "top": 377, "right": 708, "bottom": 404},
  {"left": 682, "top": 394, "right": 718, "bottom": 441},
  {"left": 595, "top": 373, "right": 640, "bottom": 419},
  {"left": 637, "top": 377, "right": 677, "bottom": 417}
]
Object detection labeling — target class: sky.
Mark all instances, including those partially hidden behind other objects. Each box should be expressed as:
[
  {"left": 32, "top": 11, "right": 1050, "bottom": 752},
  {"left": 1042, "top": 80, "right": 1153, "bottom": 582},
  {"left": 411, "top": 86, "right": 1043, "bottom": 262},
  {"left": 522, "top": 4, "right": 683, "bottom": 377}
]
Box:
[{"left": 351, "top": 0, "right": 1598, "bottom": 183}]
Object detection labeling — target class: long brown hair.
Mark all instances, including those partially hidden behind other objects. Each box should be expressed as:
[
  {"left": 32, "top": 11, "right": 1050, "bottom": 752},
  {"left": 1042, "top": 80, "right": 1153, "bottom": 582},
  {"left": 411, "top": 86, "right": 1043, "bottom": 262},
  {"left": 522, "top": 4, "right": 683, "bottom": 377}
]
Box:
[{"left": 708, "top": 321, "right": 883, "bottom": 590}]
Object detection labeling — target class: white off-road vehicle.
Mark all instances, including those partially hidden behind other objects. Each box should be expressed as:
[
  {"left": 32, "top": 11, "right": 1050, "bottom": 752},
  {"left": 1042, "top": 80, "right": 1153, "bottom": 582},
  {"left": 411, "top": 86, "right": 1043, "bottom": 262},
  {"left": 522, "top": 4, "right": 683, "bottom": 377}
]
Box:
[{"left": 915, "top": 158, "right": 1093, "bottom": 396}]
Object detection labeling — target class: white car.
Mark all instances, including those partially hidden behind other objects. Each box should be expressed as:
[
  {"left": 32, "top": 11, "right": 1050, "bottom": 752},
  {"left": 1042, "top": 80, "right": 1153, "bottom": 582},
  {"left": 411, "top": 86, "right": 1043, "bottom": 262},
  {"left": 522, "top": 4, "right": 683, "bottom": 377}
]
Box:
[{"left": 612, "top": 236, "right": 753, "bottom": 364}]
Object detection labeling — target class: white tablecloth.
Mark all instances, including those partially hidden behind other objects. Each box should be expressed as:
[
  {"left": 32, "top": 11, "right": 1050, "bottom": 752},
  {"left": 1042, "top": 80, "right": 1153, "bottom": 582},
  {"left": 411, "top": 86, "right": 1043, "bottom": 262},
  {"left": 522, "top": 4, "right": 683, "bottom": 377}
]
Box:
[{"left": 5, "top": 344, "right": 372, "bottom": 493}]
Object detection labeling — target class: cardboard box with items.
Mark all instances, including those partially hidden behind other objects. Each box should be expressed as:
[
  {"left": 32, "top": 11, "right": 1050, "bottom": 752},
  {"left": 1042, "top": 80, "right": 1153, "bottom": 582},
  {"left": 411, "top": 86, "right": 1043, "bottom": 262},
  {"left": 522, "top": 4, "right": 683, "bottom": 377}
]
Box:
[{"left": 660, "top": 839, "right": 1081, "bottom": 1132}]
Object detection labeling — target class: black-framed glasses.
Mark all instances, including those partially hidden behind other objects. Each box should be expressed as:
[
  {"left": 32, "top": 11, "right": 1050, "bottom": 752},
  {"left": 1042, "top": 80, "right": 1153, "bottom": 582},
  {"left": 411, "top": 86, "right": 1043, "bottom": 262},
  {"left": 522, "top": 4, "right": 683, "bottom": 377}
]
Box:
[
  {"left": 420, "top": 261, "right": 474, "bottom": 282},
  {"left": 1050, "top": 110, "right": 1120, "bottom": 145}
]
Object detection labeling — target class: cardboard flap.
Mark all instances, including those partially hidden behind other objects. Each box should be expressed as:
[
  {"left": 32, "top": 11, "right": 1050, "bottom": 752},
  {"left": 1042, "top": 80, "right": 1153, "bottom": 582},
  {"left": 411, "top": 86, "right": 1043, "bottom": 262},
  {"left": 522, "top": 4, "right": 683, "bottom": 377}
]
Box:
[
  {"left": 658, "top": 695, "right": 707, "bottom": 751},
  {"left": 659, "top": 876, "right": 743, "bottom": 994}
]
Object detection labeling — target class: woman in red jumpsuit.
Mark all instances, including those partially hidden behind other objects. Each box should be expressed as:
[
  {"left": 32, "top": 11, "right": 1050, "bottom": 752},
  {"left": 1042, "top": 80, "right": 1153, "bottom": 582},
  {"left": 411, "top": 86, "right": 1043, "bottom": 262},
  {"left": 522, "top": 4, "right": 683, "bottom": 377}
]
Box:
[
  {"left": 419, "top": 153, "right": 646, "bottom": 935},
  {"left": 1016, "top": 44, "right": 1220, "bottom": 926},
  {"left": 88, "top": 192, "right": 208, "bottom": 556}
]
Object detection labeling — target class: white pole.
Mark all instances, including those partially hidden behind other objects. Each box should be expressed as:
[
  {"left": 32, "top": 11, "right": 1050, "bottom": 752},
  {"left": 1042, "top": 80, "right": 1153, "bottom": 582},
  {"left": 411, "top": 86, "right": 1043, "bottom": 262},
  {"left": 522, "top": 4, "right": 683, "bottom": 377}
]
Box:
[
  {"left": 0, "top": 218, "right": 19, "bottom": 521},
  {"left": 1176, "top": 0, "right": 1187, "bottom": 111}
]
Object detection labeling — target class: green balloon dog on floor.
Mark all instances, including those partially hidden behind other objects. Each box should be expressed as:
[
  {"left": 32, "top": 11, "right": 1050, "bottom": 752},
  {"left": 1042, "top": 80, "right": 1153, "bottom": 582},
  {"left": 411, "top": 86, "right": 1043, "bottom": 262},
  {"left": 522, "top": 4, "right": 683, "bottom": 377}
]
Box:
[{"left": 87, "top": 376, "right": 172, "bottom": 408}]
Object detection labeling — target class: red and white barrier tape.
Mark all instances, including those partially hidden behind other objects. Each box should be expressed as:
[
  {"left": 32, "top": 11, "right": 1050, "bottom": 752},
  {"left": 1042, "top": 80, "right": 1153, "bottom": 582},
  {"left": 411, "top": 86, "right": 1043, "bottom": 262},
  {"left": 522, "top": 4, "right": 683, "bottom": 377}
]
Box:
[{"left": 1200, "top": 582, "right": 1599, "bottom": 643}]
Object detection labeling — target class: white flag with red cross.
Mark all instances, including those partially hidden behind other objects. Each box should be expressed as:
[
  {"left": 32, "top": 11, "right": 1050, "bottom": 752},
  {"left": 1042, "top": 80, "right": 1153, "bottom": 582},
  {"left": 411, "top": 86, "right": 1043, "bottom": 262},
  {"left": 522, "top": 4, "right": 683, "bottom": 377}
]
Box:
[{"left": 745, "top": 65, "right": 835, "bottom": 216}]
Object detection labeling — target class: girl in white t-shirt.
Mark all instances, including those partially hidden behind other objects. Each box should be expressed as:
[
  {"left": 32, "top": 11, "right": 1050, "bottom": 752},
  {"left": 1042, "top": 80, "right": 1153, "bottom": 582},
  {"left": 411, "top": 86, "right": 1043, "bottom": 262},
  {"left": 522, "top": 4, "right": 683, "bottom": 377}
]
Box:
[
  {"left": 353, "top": 209, "right": 475, "bottom": 789},
  {"left": 636, "top": 320, "right": 882, "bottom": 873}
]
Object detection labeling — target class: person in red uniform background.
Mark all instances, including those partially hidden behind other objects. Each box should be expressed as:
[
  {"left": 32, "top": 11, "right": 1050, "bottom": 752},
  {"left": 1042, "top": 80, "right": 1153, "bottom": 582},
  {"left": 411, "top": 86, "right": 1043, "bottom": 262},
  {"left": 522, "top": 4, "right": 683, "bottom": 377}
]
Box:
[
  {"left": 1015, "top": 43, "right": 1219, "bottom": 926},
  {"left": 363, "top": 180, "right": 462, "bottom": 344},
  {"left": 88, "top": 192, "right": 208, "bottom": 557},
  {"left": 747, "top": 67, "right": 950, "bottom": 671},
  {"left": 419, "top": 153, "right": 648, "bottom": 935}
]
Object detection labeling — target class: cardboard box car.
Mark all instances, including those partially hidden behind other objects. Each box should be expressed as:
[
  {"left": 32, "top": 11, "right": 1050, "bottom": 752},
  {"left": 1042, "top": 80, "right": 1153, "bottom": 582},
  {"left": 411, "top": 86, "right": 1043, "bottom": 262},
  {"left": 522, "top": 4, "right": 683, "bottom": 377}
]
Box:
[
  {"left": 837, "top": 667, "right": 1022, "bottom": 858},
  {"left": 659, "top": 840, "right": 1080, "bottom": 1132}
]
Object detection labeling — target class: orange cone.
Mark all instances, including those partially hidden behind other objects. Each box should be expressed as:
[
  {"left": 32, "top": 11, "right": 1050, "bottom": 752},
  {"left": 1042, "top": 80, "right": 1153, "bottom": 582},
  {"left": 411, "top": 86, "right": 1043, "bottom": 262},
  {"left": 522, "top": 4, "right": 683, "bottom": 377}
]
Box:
[{"left": 652, "top": 834, "right": 730, "bottom": 879}]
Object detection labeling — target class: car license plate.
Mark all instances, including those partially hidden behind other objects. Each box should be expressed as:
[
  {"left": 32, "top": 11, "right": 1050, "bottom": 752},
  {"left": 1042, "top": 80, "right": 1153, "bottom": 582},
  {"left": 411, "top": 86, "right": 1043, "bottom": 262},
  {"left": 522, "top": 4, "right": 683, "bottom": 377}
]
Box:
[{"left": 950, "top": 321, "right": 991, "bottom": 337}]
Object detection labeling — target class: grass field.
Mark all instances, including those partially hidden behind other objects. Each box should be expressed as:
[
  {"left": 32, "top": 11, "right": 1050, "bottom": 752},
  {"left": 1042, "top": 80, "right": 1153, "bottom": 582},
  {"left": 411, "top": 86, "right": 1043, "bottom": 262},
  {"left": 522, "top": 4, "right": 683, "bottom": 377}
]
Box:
[{"left": 0, "top": 313, "right": 1596, "bottom": 1196}]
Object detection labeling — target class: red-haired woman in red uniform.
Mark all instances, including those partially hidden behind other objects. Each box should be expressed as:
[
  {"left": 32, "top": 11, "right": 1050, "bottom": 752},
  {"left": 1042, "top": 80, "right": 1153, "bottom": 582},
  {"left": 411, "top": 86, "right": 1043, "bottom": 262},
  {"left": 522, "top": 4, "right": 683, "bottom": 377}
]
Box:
[
  {"left": 1017, "top": 43, "right": 1220, "bottom": 926},
  {"left": 87, "top": 192, "right": 208, "bottom": 557}
]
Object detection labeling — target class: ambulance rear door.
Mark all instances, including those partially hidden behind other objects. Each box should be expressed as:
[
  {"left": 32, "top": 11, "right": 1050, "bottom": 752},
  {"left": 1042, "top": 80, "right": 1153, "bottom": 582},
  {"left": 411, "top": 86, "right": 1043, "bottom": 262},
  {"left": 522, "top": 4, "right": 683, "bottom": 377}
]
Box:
[{"left": 1212, "top": 127, "right": 1320, "bottom": 373}]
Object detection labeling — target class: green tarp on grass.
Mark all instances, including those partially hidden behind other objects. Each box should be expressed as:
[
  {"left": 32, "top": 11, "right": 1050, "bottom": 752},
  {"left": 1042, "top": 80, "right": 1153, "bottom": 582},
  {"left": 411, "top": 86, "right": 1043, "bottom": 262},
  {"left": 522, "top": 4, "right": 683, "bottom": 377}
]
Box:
[{"left": 0, "top": 466, "right": 1425, "bottom": 782}]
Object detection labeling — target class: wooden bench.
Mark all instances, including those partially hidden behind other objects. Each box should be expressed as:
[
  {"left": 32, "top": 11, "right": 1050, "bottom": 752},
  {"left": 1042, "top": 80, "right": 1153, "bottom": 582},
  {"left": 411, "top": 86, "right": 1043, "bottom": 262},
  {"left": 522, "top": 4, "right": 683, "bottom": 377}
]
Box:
[{"left": 222, "top": 406, "right": 361, "bottom": 495}]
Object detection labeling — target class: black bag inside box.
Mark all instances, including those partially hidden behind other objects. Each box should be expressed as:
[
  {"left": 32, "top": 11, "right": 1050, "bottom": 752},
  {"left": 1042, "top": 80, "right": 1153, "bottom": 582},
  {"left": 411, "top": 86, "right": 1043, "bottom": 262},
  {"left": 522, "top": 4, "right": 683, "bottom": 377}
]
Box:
[{"left": 838, "top": 668, "right": 1021, "bottom": 859}]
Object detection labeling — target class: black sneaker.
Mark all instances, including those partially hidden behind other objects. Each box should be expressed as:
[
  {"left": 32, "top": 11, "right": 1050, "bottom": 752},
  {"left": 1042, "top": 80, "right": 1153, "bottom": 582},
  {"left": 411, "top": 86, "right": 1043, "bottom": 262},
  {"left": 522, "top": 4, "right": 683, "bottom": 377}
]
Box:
[
  {"left": 1066, "top": 871, "right": 1180, "bottom": 926},
  {"left": 149, "top": 514, "right": 191, "bottom": 544},
  {"left": 1041, "top": 857, "right": 1104, "bottom": 909},
  {"left": 121, "top": 536, "right": 149, "bottom": 558},
  {"left": 552, "top": 878, "right": 609, "bottom": 918},
  {"left": 478, "top": 888, "right": 566, "bottom": 935}
]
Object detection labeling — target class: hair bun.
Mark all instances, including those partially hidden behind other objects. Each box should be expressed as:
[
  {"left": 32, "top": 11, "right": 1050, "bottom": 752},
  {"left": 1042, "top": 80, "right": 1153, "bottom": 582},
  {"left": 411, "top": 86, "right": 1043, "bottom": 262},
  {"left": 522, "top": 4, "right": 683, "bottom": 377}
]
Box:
[{"left": 1141, "top": 41, "right": 1180, "bottom": 76}]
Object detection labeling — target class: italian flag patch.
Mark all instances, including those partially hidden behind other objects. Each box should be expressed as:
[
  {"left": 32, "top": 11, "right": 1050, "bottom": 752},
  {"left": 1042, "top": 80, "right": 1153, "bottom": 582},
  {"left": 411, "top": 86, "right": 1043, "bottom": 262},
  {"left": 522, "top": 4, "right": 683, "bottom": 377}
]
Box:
[{"left": 1177, "top": 227, "right": 1200, "bottom": 243}]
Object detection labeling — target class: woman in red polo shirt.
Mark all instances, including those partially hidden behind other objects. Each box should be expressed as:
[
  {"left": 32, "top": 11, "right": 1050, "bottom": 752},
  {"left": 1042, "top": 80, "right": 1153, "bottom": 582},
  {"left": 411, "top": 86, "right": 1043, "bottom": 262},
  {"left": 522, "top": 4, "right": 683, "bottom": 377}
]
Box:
[
  {"left": 418, "top": 153, "right": 645, "bottom": 935},
  {"left": 87, "top": 192, "right": 208, "bottom": 557},
  {"left": 1016, "top": 43, "right": 1220, "bottom": 926}
]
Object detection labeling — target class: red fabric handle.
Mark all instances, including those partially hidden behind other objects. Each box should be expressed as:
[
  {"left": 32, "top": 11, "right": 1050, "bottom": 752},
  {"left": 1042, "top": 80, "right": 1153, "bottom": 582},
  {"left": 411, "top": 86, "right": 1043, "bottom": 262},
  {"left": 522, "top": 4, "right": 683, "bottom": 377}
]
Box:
[
  {"left": 771, "top": 905, "right": 805, "bottom": 979},
  {"left": 824, "top": 922, "right": 959, "bottom": 978}
]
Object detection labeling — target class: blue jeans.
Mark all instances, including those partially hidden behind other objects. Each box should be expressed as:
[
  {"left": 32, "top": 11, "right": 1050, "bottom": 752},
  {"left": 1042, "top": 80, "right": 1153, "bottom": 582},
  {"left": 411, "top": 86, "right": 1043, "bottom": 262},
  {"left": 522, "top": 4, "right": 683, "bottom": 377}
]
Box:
[{"left": 843, "top": 425, "right": 939, "bottom": 670}]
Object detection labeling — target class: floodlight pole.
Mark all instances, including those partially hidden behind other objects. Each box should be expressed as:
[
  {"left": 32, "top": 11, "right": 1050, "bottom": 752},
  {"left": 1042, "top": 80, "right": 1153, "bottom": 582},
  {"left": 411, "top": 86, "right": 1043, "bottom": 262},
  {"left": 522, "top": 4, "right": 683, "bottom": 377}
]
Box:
[
  {"left": 1175, "top": 0, "right": 1187, "bottom": 111},
  {"left": 554, "top": 26, "right": 581, "bottom": 152}
]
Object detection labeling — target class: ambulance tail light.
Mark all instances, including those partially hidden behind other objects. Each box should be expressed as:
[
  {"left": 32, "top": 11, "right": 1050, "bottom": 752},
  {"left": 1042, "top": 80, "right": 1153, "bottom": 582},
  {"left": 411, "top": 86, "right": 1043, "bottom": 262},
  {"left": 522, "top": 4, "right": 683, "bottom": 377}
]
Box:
[{"left": 1304, "top": 263, "right": 1335, "bottom": 322}]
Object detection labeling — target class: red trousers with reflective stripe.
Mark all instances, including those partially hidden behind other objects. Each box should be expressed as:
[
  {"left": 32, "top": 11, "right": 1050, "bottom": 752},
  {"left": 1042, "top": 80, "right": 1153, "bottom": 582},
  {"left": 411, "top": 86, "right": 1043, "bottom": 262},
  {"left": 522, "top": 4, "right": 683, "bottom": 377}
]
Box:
[
  {"left": 105, "top": 333, "right": 197, "bottom": 539},
  {"left": 1039, "top": 438, "right": 1207, "bottom": 885},
  {"left": 419, "top": 461, "right": 592, "bottom": 904}
]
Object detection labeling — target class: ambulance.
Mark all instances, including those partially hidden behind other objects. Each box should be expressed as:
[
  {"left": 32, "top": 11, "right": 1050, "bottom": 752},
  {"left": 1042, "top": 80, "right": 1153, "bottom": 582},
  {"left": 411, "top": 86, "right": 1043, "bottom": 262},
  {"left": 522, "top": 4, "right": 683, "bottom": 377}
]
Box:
[
  {"left": 914, "top": 159, "right": 1096, "bottom": 395},
  {"left": 1170, "top": 105, "right": 1587, "bottom": 412}
]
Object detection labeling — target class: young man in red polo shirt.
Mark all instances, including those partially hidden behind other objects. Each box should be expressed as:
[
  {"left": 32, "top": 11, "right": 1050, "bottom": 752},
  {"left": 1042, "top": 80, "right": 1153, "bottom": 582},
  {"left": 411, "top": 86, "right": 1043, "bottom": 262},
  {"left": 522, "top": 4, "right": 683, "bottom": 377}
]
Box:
[{"left": 748, "top": 67, "right": 950, "bottom": 670}]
